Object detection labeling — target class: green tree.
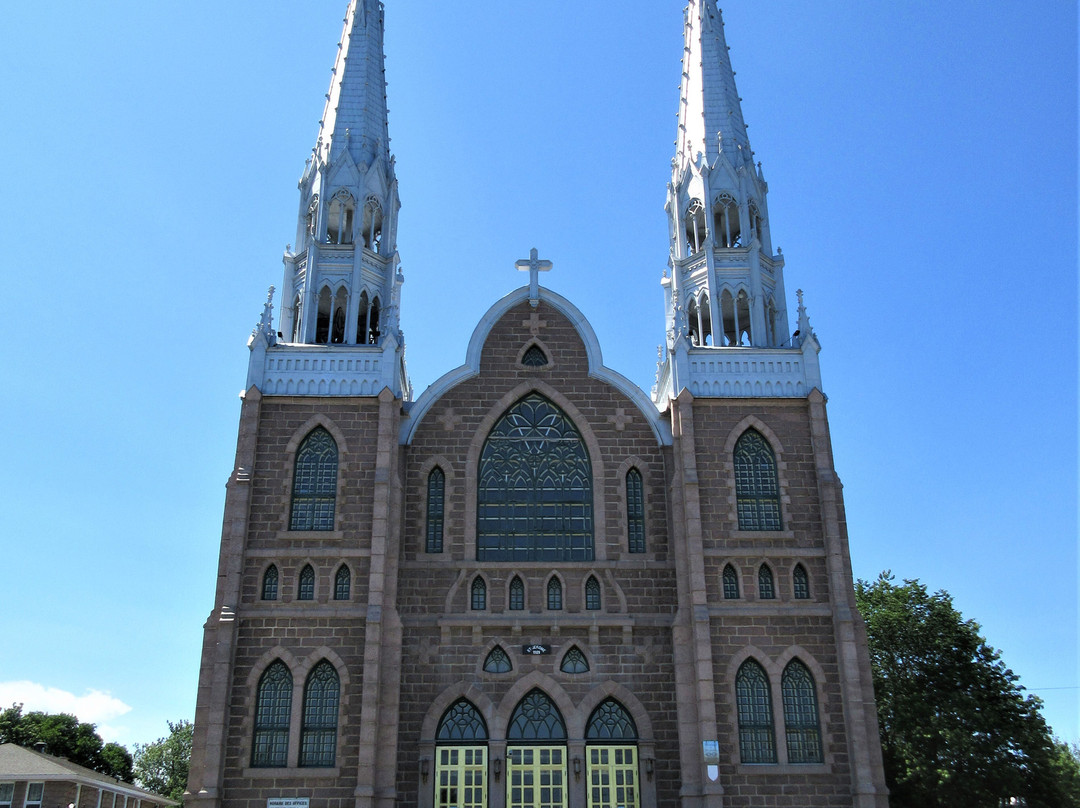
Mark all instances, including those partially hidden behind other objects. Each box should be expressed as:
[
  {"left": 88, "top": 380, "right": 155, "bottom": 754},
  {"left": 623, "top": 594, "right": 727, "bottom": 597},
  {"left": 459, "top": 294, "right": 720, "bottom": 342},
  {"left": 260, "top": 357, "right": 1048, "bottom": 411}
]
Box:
[
  {"left": 856, "top": 573, "right": 1078, "bottom": 808},
  {"left": 133, "top": 720, "right": 193, "bottom": 805},
  {"left": 0, "top": 704, "right": 133, "bottom": 783}
]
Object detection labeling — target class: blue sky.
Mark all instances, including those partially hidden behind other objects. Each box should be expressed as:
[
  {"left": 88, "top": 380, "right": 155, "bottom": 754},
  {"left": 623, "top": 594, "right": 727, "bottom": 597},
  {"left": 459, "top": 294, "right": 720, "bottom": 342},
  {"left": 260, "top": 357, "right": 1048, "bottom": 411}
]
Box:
[{"left": 1, "top": 1, "right": 1076, "bottom": 750}]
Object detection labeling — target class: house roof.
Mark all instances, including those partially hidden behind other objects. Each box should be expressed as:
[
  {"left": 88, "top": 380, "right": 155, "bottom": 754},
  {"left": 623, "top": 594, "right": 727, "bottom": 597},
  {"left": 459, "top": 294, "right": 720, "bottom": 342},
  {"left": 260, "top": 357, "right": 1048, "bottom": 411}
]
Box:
[{"left": 0, "top": 745, "right": 177, "bottom": 806}]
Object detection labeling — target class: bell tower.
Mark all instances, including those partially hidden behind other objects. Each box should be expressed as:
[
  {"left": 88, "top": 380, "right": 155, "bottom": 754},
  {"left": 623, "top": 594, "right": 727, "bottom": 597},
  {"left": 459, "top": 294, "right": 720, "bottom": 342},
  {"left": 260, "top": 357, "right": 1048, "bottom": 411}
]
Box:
[
  {"left": 247, "top": 0, "right": 409, "bottom": 400},
  {"left": 655, "top": 0, "right": 817, "bottom": 404}
]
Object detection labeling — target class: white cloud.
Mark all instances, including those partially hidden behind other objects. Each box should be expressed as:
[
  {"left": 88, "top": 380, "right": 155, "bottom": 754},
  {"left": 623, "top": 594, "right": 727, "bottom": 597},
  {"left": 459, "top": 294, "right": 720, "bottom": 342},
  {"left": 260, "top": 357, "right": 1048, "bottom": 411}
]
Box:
[{"left": 0, "top": 681, "right": 132, "bottom": 727}]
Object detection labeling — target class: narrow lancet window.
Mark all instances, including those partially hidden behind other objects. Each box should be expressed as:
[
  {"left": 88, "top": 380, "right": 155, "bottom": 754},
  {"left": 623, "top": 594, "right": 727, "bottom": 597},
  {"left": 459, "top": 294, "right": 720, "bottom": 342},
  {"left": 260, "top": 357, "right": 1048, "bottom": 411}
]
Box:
[
  {"left": 327, "top": 191, "right": 355, "bottom": 245},
  {"left": 262, "top": 565, "right": 279, "bottom": 601},
  {"left": 355, "top": 290, "right": 369, "bottom": 344},
  {"left": 471, "top": 577, "right": 487, "bottom": 611},
  {"left": 509, "top": 576, "right": 525, "bottom": 610},
  {"left": 722, "top": 564, "right": 740, "bottom": 599},
  {"left": 793, "top": 564, "right": 810, "bottom": 600},
  {"left": 298, "top": 564, "right": 315, "bottom": 601},
  {"left": 334, "top": 564, "right": 351, "bottom": 600},
  {"left": 685, "top": 199, "right": 706, "bottom": 254},
  {"left": 626, "top": 468, "right": 646, "bottom": 553},
  {"left": 426, "top": 467, "right": 445, "bottom": 553},
  {"left": 585, "top": 575, "right": 602, "bottom": 611},
  {"left": 714, "top": 193, "right": 741, "bottom": 248},
  {"left": 547, "top": 577, "right": 563, "bottom": 610},
  {"left": 362, "top": 197, "right": 383, "bottom": 253},
  {"left": 758, "top": 565, "right": 775, "bottom": 600}
]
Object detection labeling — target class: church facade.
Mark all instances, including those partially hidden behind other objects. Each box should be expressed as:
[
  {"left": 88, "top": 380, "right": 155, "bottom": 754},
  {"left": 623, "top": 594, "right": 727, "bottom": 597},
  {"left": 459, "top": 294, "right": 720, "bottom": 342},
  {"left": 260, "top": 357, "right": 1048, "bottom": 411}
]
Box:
[{"left": 185, "top": 2, "right": 889, "bottom": 808}]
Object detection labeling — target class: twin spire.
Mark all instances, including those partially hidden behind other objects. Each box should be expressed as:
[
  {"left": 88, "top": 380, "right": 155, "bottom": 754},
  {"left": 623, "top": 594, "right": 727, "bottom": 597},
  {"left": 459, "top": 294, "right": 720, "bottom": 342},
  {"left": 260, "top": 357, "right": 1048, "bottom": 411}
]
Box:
[{"left": 248, "top": 0, "right": 815, "bottom": 405}]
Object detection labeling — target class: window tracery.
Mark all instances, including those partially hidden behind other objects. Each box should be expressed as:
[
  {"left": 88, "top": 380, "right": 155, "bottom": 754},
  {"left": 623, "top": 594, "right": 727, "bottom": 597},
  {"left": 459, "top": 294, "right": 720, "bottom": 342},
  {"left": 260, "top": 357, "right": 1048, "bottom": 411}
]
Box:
[
  {"left": 477, "top": 393, "right": 593, "bottom": 562},
  {"left": 734, "top": 429, "right": 781, "bottom": 531},
  {"left": 262, "top": 565, "right": 279, "bottom": 601},
  {"left": 782, "top": 660, "right": 823, "bottom": 763},
  {"left": 483, "top": 646, "right": 512, "bottom": 673},
  {"left": 736, "top": 659, "right": 776, "bottom": 763},
  {"left": 334, "top": 565, "right": 351, "bottom": 600},
  {"left": 560, "top": 646, "right": 589, "bottom": 674},
  {"left": 722, "top": 564, "right": 740, "bottom": 599},
  {"left": 290, "top": 428, "right": 338, "bottom": 531},
  {"left": 300, "top": 662, "right": 339, "bottom": 767},
  {"left": 252, "top": 662, "right": 291, "bottom": 767}
]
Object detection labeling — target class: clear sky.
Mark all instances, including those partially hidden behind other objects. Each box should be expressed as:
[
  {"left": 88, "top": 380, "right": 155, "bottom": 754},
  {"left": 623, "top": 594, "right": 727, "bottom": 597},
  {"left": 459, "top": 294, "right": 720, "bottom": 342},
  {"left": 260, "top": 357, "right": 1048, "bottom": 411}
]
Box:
[{"left": 1, "top": 1, "right": 1076, "bottom": 751}]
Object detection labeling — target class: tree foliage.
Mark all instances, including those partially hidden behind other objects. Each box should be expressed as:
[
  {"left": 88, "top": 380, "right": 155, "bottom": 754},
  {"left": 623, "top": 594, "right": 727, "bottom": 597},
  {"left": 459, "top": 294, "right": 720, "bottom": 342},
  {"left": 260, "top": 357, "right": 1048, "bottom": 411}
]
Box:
[
  {"left": 856, "top": 573, "right": 1080, "bottom": 808},
  {"left": 133, "top": 720, "right": 193, "bottom": 805},
  {"left": 0, "top": 704, "right": 133, "bottom": 783}
]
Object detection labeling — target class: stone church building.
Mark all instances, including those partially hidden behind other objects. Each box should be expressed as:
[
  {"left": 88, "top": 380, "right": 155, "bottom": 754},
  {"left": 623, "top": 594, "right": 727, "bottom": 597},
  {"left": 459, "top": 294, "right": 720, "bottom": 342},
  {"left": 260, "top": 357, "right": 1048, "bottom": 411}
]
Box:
[{"left": 185, "top": 2, "right": 889, "bottom": 807}]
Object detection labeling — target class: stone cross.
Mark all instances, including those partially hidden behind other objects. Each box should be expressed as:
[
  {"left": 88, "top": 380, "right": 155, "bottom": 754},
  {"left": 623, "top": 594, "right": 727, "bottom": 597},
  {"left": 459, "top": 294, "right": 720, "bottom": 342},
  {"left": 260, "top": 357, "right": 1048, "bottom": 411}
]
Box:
[{"left": 515, "top": 248, "right": 552, "bottom": 308}]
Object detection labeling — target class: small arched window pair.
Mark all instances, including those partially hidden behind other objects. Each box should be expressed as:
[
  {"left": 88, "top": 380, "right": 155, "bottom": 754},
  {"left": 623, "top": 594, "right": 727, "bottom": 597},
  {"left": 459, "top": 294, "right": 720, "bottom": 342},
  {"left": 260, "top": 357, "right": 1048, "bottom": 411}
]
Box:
[
  {"left": 736, "top": 658, "right": 823, "bottom": 764},
  {"left": 251, "top": 660, "right": 341, "bottom": 768}
]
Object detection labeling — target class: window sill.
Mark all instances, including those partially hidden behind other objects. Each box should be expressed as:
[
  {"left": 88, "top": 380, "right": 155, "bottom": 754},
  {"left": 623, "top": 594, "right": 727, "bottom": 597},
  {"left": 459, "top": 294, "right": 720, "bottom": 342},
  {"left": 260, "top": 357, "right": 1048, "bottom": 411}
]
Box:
[
  {"left": 729, "top": 529, "right": 796, "bottom": 541},
  {"left": 735, "top": 763, "right": 830, "bottom": 775},
  {"left": 242, "top": 767, "right": 341, "bottom": 779}
]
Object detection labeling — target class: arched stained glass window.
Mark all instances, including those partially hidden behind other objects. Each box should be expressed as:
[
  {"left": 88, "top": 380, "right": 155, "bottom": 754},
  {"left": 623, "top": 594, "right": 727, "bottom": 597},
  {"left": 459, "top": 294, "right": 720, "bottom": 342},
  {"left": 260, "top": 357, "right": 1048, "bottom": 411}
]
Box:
[
  {"left": 509, "top": 576, "right": 525, "bottom": 611},
  {"left": 585, "top": 575, "right": 602, "bottom": 611},
  {"left": 437, "top": 700, "right": 488, "bottom": 742},
  {"left": 547, "top": 577, "right": 563, "bottom": 610},
  {"left": 782, "top": 660, "right": 823, "bottom": 763},
  {"left": 290, "top": 428, "right": 338, "bottom": 531},
  {"left": 626, "top": 468, "right": 645, "bottom": 553},
  {"left": 426, "top": 467, "right": 445, "bottom": 553},
  {"left": 734, "top": 429, "right": 781, "bottom": 531},
  {"left": 793, "top": 564, "right": 810, "bottom": 600},
  {"left": 298, "top": 564, "right": 315, "bottom": 601},
  {"left": 508, "top": 690, "right": 566, "bottom": 741},
  {"left": 483, "top": 646, "right": 512, "bottom": 673},
  {"left": 723, "top": 564, "right": 740, "bottom": 600},
  {"left": 736, "top": 659, "right": 776, "bottom": 764},
  {"left": 521, "top": 345, "right": 548, "bottom": 367},
  {"left": 477, "top": 394, "right": 593, "bottom": 562},
  {"left": 262, "top": 565, "right": 279, "bottom": 601},
  {"left": 334, "top": 565, "right": 350, "bottom": 600},
  {"left": 758, "top": 565, "right": 775, "bottom": 600},
  {"left": 252, "top": 662, "right": 291, "bottom": 767},
  {"left": 560, "top": 646, "right": 589, "bottom": 674},
  {"left": 300, "top": 662, "right": 339, "bottom": 767},
  {"left": 471, "top": 577, "right": 487, "bottom": 611},
  {"left": 586, "top": 699, "right": 637, "bottom": 741}
]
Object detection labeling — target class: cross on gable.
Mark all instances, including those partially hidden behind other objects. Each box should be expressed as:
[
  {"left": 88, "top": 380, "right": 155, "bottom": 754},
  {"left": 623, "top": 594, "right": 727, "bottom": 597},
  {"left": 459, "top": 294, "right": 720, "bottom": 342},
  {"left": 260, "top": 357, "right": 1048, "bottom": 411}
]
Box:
[
  {"left": 438, "top": 408, "right": 461, "bottom": 432},
  {"left": 515, "top": 247, "right": 552, "bottom": 308}
]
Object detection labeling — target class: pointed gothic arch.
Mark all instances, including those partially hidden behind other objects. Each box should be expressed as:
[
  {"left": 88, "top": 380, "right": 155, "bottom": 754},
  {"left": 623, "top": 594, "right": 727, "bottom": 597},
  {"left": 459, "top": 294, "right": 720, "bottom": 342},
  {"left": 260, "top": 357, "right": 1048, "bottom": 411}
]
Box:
[
  {"left": 476, "top": 392, "right": 594, "bottom": 562},
  {"left": 713, "top": 192, "right": 742, "bottom": 247},
  {"left": 289, "top": 427, "right": 339, "bottom": 532},
  {"left": 326, "top": 190, "right": 355, "bottom": 245}
]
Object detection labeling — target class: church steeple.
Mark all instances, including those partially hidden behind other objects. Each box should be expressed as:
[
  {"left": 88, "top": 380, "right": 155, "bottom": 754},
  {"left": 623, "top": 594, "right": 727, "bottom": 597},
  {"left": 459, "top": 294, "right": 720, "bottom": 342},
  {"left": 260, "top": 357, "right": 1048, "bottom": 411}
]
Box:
[
  {"left": 246, "top": 0, "right": 410, "bottom": 400},
  {"left": 655, "top": 1, "right": 820, "bottom": 405}
]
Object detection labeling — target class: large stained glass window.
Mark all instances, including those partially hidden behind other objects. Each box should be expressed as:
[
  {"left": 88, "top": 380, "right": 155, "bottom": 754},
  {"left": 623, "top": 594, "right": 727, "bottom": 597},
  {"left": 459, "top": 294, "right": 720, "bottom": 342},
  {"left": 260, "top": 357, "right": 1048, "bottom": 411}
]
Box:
[
  {"left": 252, "top": 662, "right": 292, "bottom": 767},
  {"left": 300, "top": 662, "right": 339, "bottom": 767},
  {"left": 734, "top": 429, "right": 781, "bottom": 531},
  {"left": 290, "top": 428, "right": 338, "bottom": 531},
  {"left": 477, "top": 394, "right": 593, "bottom": 562}
]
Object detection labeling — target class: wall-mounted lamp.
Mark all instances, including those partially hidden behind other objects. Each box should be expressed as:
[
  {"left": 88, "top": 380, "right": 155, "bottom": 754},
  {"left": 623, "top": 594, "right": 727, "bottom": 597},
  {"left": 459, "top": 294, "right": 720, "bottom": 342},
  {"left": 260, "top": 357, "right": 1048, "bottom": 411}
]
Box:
[
  {"left": 420, "top": 757, "right": 430, "bottom": 782},
  {"left": 493, "top": 757, "right": 502, "bottom": 781},
  {"left": 573, "top": 757, "right": 582, "bottom": 780},
  {"left": 645, "top": 757, "right": 654, "bottom": 781}
]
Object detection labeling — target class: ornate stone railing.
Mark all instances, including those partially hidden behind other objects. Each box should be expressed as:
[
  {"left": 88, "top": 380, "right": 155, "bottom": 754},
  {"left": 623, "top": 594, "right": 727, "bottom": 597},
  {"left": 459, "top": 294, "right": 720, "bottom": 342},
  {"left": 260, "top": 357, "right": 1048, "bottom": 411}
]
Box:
[
  {"left": 256, "top": 344, "right": 388, "bottom": 396},
  {"left": 686, "top": 346, "right": 818, "bottom": 397}
]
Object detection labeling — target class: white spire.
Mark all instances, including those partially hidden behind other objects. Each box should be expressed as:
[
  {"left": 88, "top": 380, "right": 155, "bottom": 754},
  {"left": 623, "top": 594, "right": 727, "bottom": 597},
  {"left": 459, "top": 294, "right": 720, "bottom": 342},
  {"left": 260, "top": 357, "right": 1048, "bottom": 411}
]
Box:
[{"left": 676, "top": 1, "right": 753, "bottom": 172}]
